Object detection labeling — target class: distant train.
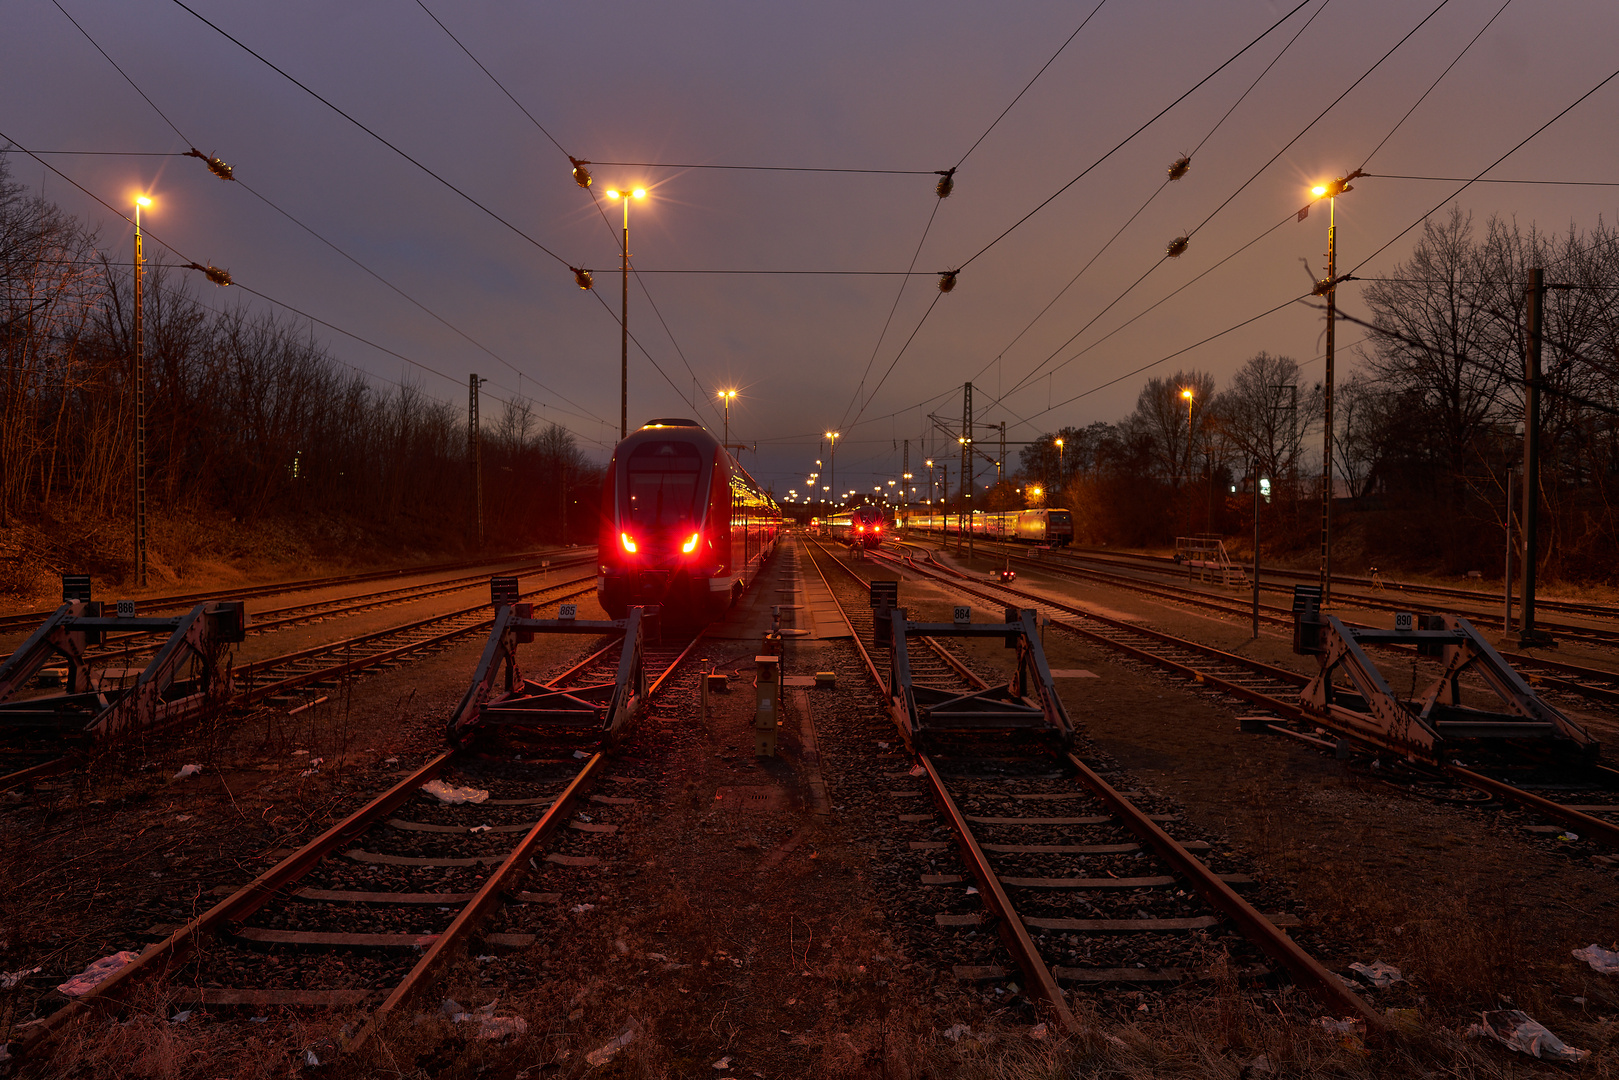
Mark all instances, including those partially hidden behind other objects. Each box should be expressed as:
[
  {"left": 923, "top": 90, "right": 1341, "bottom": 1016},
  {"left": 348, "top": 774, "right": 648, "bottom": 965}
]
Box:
[
  {"left": 597, "top": 419, "right": 782, "bottom": 621},
  {"left": 825, "top": 505, "right": 889, "bottom": 549},
  {"left": 905, "top": 508, "right": 1073, "bottom": 547}
]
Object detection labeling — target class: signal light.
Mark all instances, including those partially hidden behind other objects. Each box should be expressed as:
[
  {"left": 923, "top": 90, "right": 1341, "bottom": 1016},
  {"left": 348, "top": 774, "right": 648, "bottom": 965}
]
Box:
[
  {"left": 620, "top": 532, "right": 637, "bottom": 553},
  {"left": 571, "top": 266, "right": 594, "bottom": 290},
  {"left": 682, "top": 533, "right": 700, "bottom": 554},
  {"left": 569, "top": 156, "right": 593, "bottom": 188},
  {"left": 1167, "top": 155, "right": 1190, "bottom": 181},
  {"left": 1166, "top": 236, "right": 1189, "bottom": 258},
  {"left": 934, "top": 167, "right": 956, "bottom": 199}
]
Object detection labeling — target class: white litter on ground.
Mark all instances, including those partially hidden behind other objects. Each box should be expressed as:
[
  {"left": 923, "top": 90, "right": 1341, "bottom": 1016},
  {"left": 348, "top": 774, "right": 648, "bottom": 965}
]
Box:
[
  {"left": 1470, "top": 1009, "right": 1588, "bottom": 1063},
  {"left": 1573, "top": 944, "right": 1619, "bottom": 974},
  {"left": 172, "top": 764, "right": 202, "bottom": 780},
  {"left": 57, "top": 951, "right": 140, "bottom": 997},
  {"left": 1348, "top": 960, "right": 1403, "bottom": 987},
  {"left": 421, "top": 779, "right": 489, "bottom": 805},
  {"left": 1, "top": 967, "right": 39, "bottom": 989}
]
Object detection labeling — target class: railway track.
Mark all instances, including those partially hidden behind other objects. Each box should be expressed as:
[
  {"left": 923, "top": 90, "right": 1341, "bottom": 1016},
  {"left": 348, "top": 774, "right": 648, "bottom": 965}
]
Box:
[
  {"left": 9, "top": 619, "right": 703, "bottom": 1062},
  {"left": 0, "top": 549, "right": 587, "bottom": 637},
  {"left": 1063, "top": 543, "right": 1619, "bottom": 624},
  {"left": 900, "top": 536, "right": 1619, "bottom": 714},
  {"left": 0, "top": 575, "right": 600, "bottom": 794},
  {"left": 803, "top": 539, "right": 1382, "bottom": 1031},
  {"left": 872, "top": 542, "right": 1619, "bottom": 853},
  {"left": 925, "top": 534, "right": 1619, "bottom": 648}
]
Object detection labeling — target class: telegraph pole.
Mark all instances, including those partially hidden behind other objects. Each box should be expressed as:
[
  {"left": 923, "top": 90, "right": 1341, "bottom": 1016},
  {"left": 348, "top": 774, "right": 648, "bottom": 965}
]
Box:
[
  {"left": 960, "top": 382, "right": 973, "bottom": 558},
  {"left": 1521, "top": 269, "right": 1547, "bottom": 646},
  {"left": 469, "top": 374, "right": 485, "bottom": 548}
]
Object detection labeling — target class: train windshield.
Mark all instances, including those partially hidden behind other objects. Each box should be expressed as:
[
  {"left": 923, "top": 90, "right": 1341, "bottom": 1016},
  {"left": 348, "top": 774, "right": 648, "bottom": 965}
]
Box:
[
  {"left": 1048, "top": 510, "right": 1072, "bottom": 525},
  {"left": 625, "top": 441, "right": 705, "bottom": 527}
]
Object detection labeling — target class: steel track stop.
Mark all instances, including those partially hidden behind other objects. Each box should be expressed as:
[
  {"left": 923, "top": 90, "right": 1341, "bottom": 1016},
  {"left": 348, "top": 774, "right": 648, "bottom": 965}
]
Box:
[
  {"left": 447, "top": 584, "right": 657, "bottom": 745},
  {"left": 0, "top": 577, "right": 246, "bottom": 742},
  {"left": 888, "top": 604, "right": 1073, "bottom": 750},
  {"left": 1293, "top": 587, "right": 1595, "bottom": 762}
]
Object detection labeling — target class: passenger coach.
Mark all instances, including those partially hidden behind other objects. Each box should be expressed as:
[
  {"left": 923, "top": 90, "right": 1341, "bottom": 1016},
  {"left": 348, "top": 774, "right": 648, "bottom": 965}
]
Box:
[
  {"left": 598, "top": 419, "right": 782, "bottom": 621},
  {"left": 905, "top": 507, "right": 1073, "bottom": 547}
]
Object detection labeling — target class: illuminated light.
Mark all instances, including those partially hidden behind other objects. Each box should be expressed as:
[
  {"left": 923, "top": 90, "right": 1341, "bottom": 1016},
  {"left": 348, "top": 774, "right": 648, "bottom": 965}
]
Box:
[
  {"left": 135, "top": 195, "right": 153, "bottom": 208},
  {"left": 606, "top": 189, "right": 622, "bottom": 200},
  {"left": 620, "top": 532, "right": 638, "bottom": 553},
  {"left": 1181, "top": 388, "right": 1194, "bottom": 401},
  {"left": 632, "top": 188, "right": 646, "bottom": 199},
  {"left": 682, "top": 532, "right": 700, "bottom": 554},
  {"left": 1311, "top": 185, "right": 1328, "bottom": 198}
]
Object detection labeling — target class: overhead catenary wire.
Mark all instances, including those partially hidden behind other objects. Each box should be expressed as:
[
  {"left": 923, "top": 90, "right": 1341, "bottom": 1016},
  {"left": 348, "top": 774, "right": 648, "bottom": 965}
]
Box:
[
  {"left": 410, "top": 0, "right": 723, "bottom": 426},
  {"left": 45, "top": 0, "right": 612, "bottom": 429},
  {"left": 168, "top": 0, "right": 576, "bottom": 272},
  {"left": 986, "top": 0, "right": 1497, "bottom": 428},
  {"left": 949, "top": 0, "right": 1314, "bottom": 276},
  {"left": 969, "top": 0, "right": 1334, "bottom": 394},
  {"left": 1359, "top": 0, "right": 1515, "bottom": 171},
  {"left": 838, "top": 0, "right": 1112, "bottom": 434},
  {"left": 2, "top": 134, "right": 612, "bottom": 445}
]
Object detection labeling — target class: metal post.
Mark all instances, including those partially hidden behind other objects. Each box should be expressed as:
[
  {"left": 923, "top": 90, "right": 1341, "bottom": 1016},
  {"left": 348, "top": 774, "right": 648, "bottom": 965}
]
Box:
[
  {"left": 1319, "top": 200, "right": 1336, "bottom": 608},
  {"left": 1521, "top": 268, "right": 1544, "bottom": 646},
  {"left": 1252, "top": 462, "right": 1261, "bottom": 639},
  {"left": 470, "top": 374, "right": 484, "bottom": 548},
  {"left": 133, "top": 202, "right": 147, "bottom": 588},
  {"left": 961, "top": 382, "right": 973, "bottom": 559},
  {"left": 1502, "top": 468, "right": 1512, "bottom": 633},
  {"left": 620, "top": 199, "right": 630, "bottom": 440}
]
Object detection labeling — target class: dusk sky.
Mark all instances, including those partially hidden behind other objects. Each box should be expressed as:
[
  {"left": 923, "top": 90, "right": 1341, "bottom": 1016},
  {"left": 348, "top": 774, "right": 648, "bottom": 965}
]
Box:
[{"left": 6, "top": 0, "right": 1617, "bottom": 500}]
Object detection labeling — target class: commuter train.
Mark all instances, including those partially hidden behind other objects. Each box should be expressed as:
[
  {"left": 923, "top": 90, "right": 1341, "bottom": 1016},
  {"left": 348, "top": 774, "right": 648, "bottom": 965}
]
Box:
[
  {"left": 904, "top": 508, "right": 1074, "bottom": 547},
  {"left": 825, "top": 505, "right": 889, "bottom": 549},
  {"left": 598, "top": 419, "right": 782, "bottom": 621}
]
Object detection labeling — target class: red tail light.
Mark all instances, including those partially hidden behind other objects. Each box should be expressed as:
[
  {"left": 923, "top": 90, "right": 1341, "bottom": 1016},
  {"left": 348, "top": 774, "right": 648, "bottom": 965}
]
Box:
[
  {"left": 875, "top": 524, "right": 882, "bottom": 532},
  {"left": 681, "top": 532, "right": 700, "bottom": 554},
  {"left": 620, "top": 532, "right": 638, "bottom": 554}
]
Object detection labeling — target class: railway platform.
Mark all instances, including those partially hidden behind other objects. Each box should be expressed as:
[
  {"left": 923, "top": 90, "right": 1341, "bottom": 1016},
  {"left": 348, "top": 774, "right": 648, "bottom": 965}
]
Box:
[{"left": 708, "top": 535, "right": 850, "bottom": 641}]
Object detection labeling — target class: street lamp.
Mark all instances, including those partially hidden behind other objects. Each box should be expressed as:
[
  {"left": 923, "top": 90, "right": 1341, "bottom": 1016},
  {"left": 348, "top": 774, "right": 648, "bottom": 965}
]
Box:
[
  {"left": 1054, "top": 436, "right": 1063, "bottom": 494},
  {"left": 825, "top": 431, "right": 839, "bottom": 516},
  {"left": 718, "top": 389, "right": 737, "bottom": 453},
  {"left": 133, "top": 194, "right": 152, "bottom": 588},
  {"left": 1307, "top": 171, "right": 1358, "bottom": 606},
  {"left": 605, "top": 186, "right": 646, "bottom": 439}
]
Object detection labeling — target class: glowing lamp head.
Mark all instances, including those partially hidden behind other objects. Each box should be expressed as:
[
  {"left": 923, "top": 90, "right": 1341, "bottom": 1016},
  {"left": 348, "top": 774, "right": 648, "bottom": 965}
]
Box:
[
  {"left": 681, "top": 532, "right": 699, "bottom": 554},
  {"left": 1312, "top": 185, "right": 1328, "bottom": 198},
  {"left": 632, "top": 188, "right": 646, "bottom": 199},
  {"left": 620, "top": 532, "right": 638, "bottom": 554},
  {"left": 606, "top": 189, "right": 621, "bottom": 200},
  {"left": 135, "top": 195, "right": 152, "bottom": 209}
]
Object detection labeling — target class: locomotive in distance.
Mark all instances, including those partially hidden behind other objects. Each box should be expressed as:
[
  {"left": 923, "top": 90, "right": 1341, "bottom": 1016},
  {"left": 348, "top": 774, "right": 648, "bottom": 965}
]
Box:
[
  {"left": 825, "top": 505, "right": 889, "bottom": 549},
  {"left": 904, "top": 507, "right": 1074, "bottom": 547},
  {"left": 597, "top": 419, "right": 782, "bottom": 621}
]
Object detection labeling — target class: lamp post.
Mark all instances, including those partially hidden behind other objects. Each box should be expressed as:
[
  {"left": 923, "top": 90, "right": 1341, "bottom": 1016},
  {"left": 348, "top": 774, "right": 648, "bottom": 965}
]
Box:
[
  {"left": 1054, "top": 436, "right": 1063, "bottom": 495},
  {"left": 133, "top": 194, "right": 152, "bottom": 588},
  {"left": 1307, "top": 171, "right": 1358, "bottom": 606},
  {"left": 719, "top": 389, "right": 737, "bottom": 453},
  {"left": 825, "top": 432, "right": 839, "bottom": 516},
  {"left": 605, "top": 187, "right": 646, "bottom": 439}
]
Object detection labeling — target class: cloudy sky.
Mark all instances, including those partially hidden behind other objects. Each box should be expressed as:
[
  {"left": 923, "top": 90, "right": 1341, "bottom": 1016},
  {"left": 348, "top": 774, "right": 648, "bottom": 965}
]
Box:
[{"left": 5, "top": 0, "right": 1617, "bottom": 499}]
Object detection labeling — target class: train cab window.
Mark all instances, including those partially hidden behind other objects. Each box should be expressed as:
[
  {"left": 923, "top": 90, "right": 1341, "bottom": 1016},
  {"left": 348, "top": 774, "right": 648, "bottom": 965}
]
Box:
[
  {"left": 1048, "top": 510, "right": 1072, "bottom": 525},
  {"left": 626, "top": 441, "right": 705, "bottom": 527}
]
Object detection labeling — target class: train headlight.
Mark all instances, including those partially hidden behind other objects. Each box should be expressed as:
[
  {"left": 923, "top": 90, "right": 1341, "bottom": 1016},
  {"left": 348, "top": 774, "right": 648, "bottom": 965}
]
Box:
[
  {"left": 620, "top": 533, "right": 638, "bottom": 554},
  {"left": 681, "top": 532, "right": 700, "bottom": 554}
]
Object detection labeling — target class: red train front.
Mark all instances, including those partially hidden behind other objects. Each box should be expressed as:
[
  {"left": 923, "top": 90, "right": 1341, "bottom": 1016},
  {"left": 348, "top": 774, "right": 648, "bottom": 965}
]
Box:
[{"left": 597, "top": 419, "right": 781, "bottom": 621}]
